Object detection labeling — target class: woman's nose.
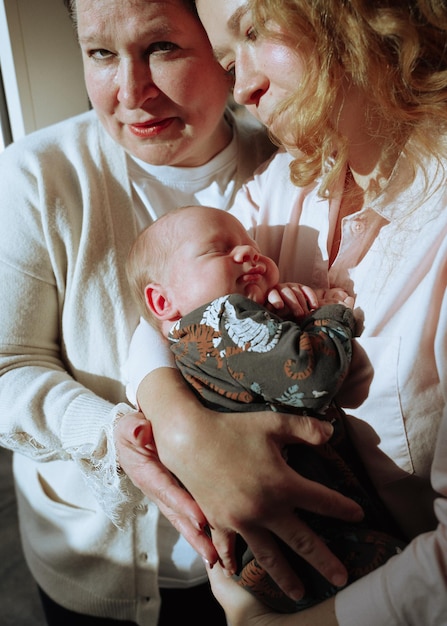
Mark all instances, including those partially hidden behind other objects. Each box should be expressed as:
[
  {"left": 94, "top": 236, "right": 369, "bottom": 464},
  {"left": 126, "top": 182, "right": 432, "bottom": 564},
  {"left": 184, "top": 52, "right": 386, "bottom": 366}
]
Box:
[
  {"left": 232, "top": 52, "right": 268, "bottom": 108},
  {"left": 116, "top": 59, "right": 158, "bottom": 109}
]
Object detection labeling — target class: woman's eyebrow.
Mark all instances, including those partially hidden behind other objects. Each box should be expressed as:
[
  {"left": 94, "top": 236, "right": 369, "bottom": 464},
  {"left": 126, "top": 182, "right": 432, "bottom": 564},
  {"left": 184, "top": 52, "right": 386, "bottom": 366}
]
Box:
[
  {"left": 212, "top": 4, "right": 250, "bottom": 63},
  {"left": 228, "top": 4, "right": 249, "bottom": 33}
]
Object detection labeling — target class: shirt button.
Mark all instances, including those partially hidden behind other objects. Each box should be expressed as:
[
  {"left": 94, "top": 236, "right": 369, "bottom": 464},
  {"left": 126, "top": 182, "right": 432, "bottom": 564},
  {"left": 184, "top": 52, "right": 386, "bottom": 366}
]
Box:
[{"left": 351, "top": 219, "right": 365, "bottom": 234}]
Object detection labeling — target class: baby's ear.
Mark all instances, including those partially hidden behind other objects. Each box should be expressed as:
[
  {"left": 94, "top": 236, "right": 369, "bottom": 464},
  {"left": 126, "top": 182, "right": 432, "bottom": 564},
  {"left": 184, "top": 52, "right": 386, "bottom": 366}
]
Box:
[{"left": 144, "top": 284, "right": 178, "bottom": 321}]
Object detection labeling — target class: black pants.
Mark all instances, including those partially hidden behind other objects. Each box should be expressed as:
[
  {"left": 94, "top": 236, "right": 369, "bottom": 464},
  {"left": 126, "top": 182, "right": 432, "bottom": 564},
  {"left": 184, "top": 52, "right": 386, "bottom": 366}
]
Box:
[{"left": 38, "top": 584, "right": 227, "bottom": 626}]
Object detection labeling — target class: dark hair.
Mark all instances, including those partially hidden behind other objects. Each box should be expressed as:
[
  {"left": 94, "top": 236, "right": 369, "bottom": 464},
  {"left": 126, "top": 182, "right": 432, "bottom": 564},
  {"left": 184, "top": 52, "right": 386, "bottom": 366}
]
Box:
[
  {"left": 63, "top": 0, "right": 198, "bottom": 28},
  {"left": 62, "top": 0, "right": 77, "bottom": 29}
]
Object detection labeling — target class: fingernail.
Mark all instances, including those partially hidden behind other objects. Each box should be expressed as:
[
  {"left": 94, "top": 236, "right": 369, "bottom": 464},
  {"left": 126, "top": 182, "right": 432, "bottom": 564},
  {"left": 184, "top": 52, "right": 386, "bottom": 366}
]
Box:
[
  {"left": 322, "top": 421, "right": 334, "bottom": 437},
  {"left": 352, "top": 506, "right": 364, "bottom": 522},
  {"left": 331, "top": 571, "right": 348, "bottom": 588},
  {"left": 289, "top": 587, "right": 304, "bottom": 601}
]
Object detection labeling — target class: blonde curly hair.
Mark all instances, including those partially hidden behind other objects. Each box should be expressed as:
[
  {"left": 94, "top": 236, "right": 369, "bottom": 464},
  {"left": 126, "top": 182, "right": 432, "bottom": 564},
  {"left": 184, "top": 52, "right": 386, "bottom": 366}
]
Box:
[{"left": 252, "top": 0, "right": 447, "bottom": 197}]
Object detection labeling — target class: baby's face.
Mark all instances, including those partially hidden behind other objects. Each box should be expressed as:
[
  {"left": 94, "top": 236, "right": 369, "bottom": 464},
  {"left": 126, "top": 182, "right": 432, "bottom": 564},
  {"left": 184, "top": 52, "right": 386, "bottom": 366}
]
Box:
[{"left": 166, "top": 207, "right": 280, "bottom": 315}]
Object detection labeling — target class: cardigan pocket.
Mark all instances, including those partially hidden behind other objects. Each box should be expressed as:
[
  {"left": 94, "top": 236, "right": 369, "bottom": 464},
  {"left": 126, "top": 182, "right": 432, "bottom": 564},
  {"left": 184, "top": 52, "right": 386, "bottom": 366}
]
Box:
[{"left": 32, "top": 457, "right": 100, "bottom": 514}]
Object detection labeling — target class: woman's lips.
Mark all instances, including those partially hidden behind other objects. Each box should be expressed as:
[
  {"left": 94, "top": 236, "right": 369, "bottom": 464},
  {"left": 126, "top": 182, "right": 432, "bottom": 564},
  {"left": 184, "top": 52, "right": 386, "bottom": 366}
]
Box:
[{"left": 128, "top": 117, "right": 175, "bottom": 138}]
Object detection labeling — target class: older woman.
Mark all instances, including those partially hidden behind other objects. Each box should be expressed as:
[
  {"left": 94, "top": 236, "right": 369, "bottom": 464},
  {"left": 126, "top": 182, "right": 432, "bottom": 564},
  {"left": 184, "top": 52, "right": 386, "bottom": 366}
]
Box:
[{"left": 0, "top": 0, "right": 275, "bottom": 624}]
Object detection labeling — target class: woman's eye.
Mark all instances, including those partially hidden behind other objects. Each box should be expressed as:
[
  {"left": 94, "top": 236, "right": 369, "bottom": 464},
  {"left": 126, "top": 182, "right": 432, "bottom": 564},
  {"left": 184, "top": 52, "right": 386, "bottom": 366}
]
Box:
[
  {"left": 148, "top": 41, "right": 177, "bottom": 54},
  {"left": 226, "top": 63, "right": 236, "bottom": 79},
  {"left": 246, "top": 26, "right": 258, "bottom": 42},
  {"left": 89, "top": 49, "right": 113, "bottom": 60}
]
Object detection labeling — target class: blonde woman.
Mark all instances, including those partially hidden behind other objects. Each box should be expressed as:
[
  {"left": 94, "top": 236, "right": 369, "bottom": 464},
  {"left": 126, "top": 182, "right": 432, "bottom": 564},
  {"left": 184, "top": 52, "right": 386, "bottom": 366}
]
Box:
[{"left": 128, "top": 1, "right": 447, "bottom": 624}]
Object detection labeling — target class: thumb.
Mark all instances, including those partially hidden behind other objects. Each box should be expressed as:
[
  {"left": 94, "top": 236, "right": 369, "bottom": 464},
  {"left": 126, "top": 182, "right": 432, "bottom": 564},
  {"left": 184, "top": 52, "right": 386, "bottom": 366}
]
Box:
[
  {"left": 285, "top": 413, "right": 335, "bottom": 446},
  {"left": 131, "top": 415, "right": 156, "bottom": 449}
]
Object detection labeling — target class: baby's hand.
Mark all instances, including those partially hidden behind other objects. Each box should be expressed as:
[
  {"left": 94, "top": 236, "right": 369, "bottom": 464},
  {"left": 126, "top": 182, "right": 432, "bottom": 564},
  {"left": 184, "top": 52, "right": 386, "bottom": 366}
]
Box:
[
  {"left": 267, "top": 282, "right": 319, "bottom": 320},
  {"left": 315, "top": 287, "right": 355, "bottom": 309}
]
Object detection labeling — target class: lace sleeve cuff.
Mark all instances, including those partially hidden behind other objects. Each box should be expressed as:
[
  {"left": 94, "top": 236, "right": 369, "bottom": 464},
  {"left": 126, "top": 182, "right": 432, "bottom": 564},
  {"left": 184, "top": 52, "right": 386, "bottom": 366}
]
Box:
[{"left": 67, "top": 402, "right": 145, "bottom": 527}]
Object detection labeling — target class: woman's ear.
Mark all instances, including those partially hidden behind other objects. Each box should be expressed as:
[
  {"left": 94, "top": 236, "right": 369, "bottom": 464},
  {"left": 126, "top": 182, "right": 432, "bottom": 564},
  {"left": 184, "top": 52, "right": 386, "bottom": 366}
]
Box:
[{"left": 144, "top": 283, "right": 178, "bottom": 321}]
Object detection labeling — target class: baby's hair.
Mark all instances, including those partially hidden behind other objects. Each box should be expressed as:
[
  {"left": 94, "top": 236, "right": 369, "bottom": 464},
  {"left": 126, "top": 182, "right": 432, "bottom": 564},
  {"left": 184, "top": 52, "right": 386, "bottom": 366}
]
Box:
[{"left": 126, "top": 206, "right": 198, "bottom": 326}]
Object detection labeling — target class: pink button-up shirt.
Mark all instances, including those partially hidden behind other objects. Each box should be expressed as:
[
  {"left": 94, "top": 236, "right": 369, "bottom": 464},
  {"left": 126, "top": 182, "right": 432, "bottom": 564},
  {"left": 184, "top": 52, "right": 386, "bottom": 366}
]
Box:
[
  {"left": 233, "top": 149, "right": 447, "bottom": 625},
  {"left": 128, "top": 147, "right": 447, "bottom": 624}
]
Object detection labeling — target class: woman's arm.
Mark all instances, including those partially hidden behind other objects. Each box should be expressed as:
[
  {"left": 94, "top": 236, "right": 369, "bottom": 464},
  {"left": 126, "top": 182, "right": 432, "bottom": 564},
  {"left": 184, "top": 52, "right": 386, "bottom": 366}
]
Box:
[
  {"left": 207, "top": 407, "right": 447, "bottom": 626},
  {"left": 134, "top": 366, "right": 363, "bottom": 599},
  {"left": 333, "top": 409, "right": 447, "bottom": 625},
  {"left": 205, "top": 331, "right": 447, "bottom": 626},
  {"left": 114, "top": 408, "right": 220, "bottom": 565},
  {"left": 208, "top": 409, "right": 446, "bottom": 626},
  {"left": 0, "top": 126, "right": 144, "bottom": 524}
]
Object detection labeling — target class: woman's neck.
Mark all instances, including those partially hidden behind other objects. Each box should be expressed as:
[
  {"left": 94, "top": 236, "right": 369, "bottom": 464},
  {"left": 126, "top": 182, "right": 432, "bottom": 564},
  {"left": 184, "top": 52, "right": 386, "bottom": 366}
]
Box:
[
  {"left": 328, "top": 168, "right": 363, "bottom": 266},
  {"left": 335, "top": 83, "right": 399, "bottom": 198}
]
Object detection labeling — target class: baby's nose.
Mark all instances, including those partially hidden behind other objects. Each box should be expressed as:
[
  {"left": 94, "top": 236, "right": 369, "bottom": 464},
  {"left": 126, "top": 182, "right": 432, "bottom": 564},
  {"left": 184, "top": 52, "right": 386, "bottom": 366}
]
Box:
[{"left": 234, "top": 245, "right": 259, "bottom": 263}]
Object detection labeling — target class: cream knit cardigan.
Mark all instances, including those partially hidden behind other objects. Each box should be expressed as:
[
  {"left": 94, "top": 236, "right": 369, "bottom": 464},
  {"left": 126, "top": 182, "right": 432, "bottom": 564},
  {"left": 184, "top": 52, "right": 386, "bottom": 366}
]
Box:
[{"left": 0, "top": 109, "right": 274, "bottom": 623}]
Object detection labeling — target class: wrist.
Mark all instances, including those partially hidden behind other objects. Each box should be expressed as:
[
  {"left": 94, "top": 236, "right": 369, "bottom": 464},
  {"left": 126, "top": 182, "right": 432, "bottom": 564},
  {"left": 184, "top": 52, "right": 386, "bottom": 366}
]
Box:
[{"left": 136, "top": 367, "right": 213, "bottom": 471}]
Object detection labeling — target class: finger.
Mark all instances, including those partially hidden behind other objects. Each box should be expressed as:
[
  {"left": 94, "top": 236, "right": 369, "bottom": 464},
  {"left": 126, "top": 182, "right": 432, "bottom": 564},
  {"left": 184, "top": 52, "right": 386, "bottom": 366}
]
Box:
[
  {"left": 206, "top": 561, "right": 269, "bottom": 625},
  {"left": 266, "top": 516, "right": 348, "bottom": 593},
  {"left": 206, "top": 560, "right": 238, "bottom": 603},
  {"left": 115, "top": 413, "right": 220, "bottom": 564},
  {"left": 142, "top": 460, "right": 210, "bottom": 530},
  {"left": 267, "top": 288, "right": 285, "bottom": 310},
  {"left": 279, "top": 412, "right": 335, "bottom": 445},
  {"left": 115, "top": 411, "right": 156, "bottom": 456},
  {"left": 158, "top": 497, "right": 220, "bottom": 566},
  {"left": 261, "top": 413, "right": 364, "bottom": 521},
  {"left": 211, "top": 528, "right": 238, "bottom": 574},
  {"left": 332, "top": 288, "right": 349, "bottom": 300},
  {"left": 285, "top": 468, "right": 364, "bottom": 522},
  {"left": 131, "top": 418, "right": 157, "bottom": 451},
  {"left": 280, "top": 286, "right": 307, "bottom": 317},
  {"left": 240, "top": 528, "right": 305, "bottom": 600},
  {"left": 244, "top": 520, "right": 349, "bottom": 600},
  {"left": 344, "top": 296, "right": 355, "bottom": 309},
  {"left": 206, "top": 561, "right": 235, "bottom": 607},
  {"left": 297, "top": 284, "right": 319, "bottom": 309},
  {"left": 142, "top": 465, "right": 220, "bottom": 565}
]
